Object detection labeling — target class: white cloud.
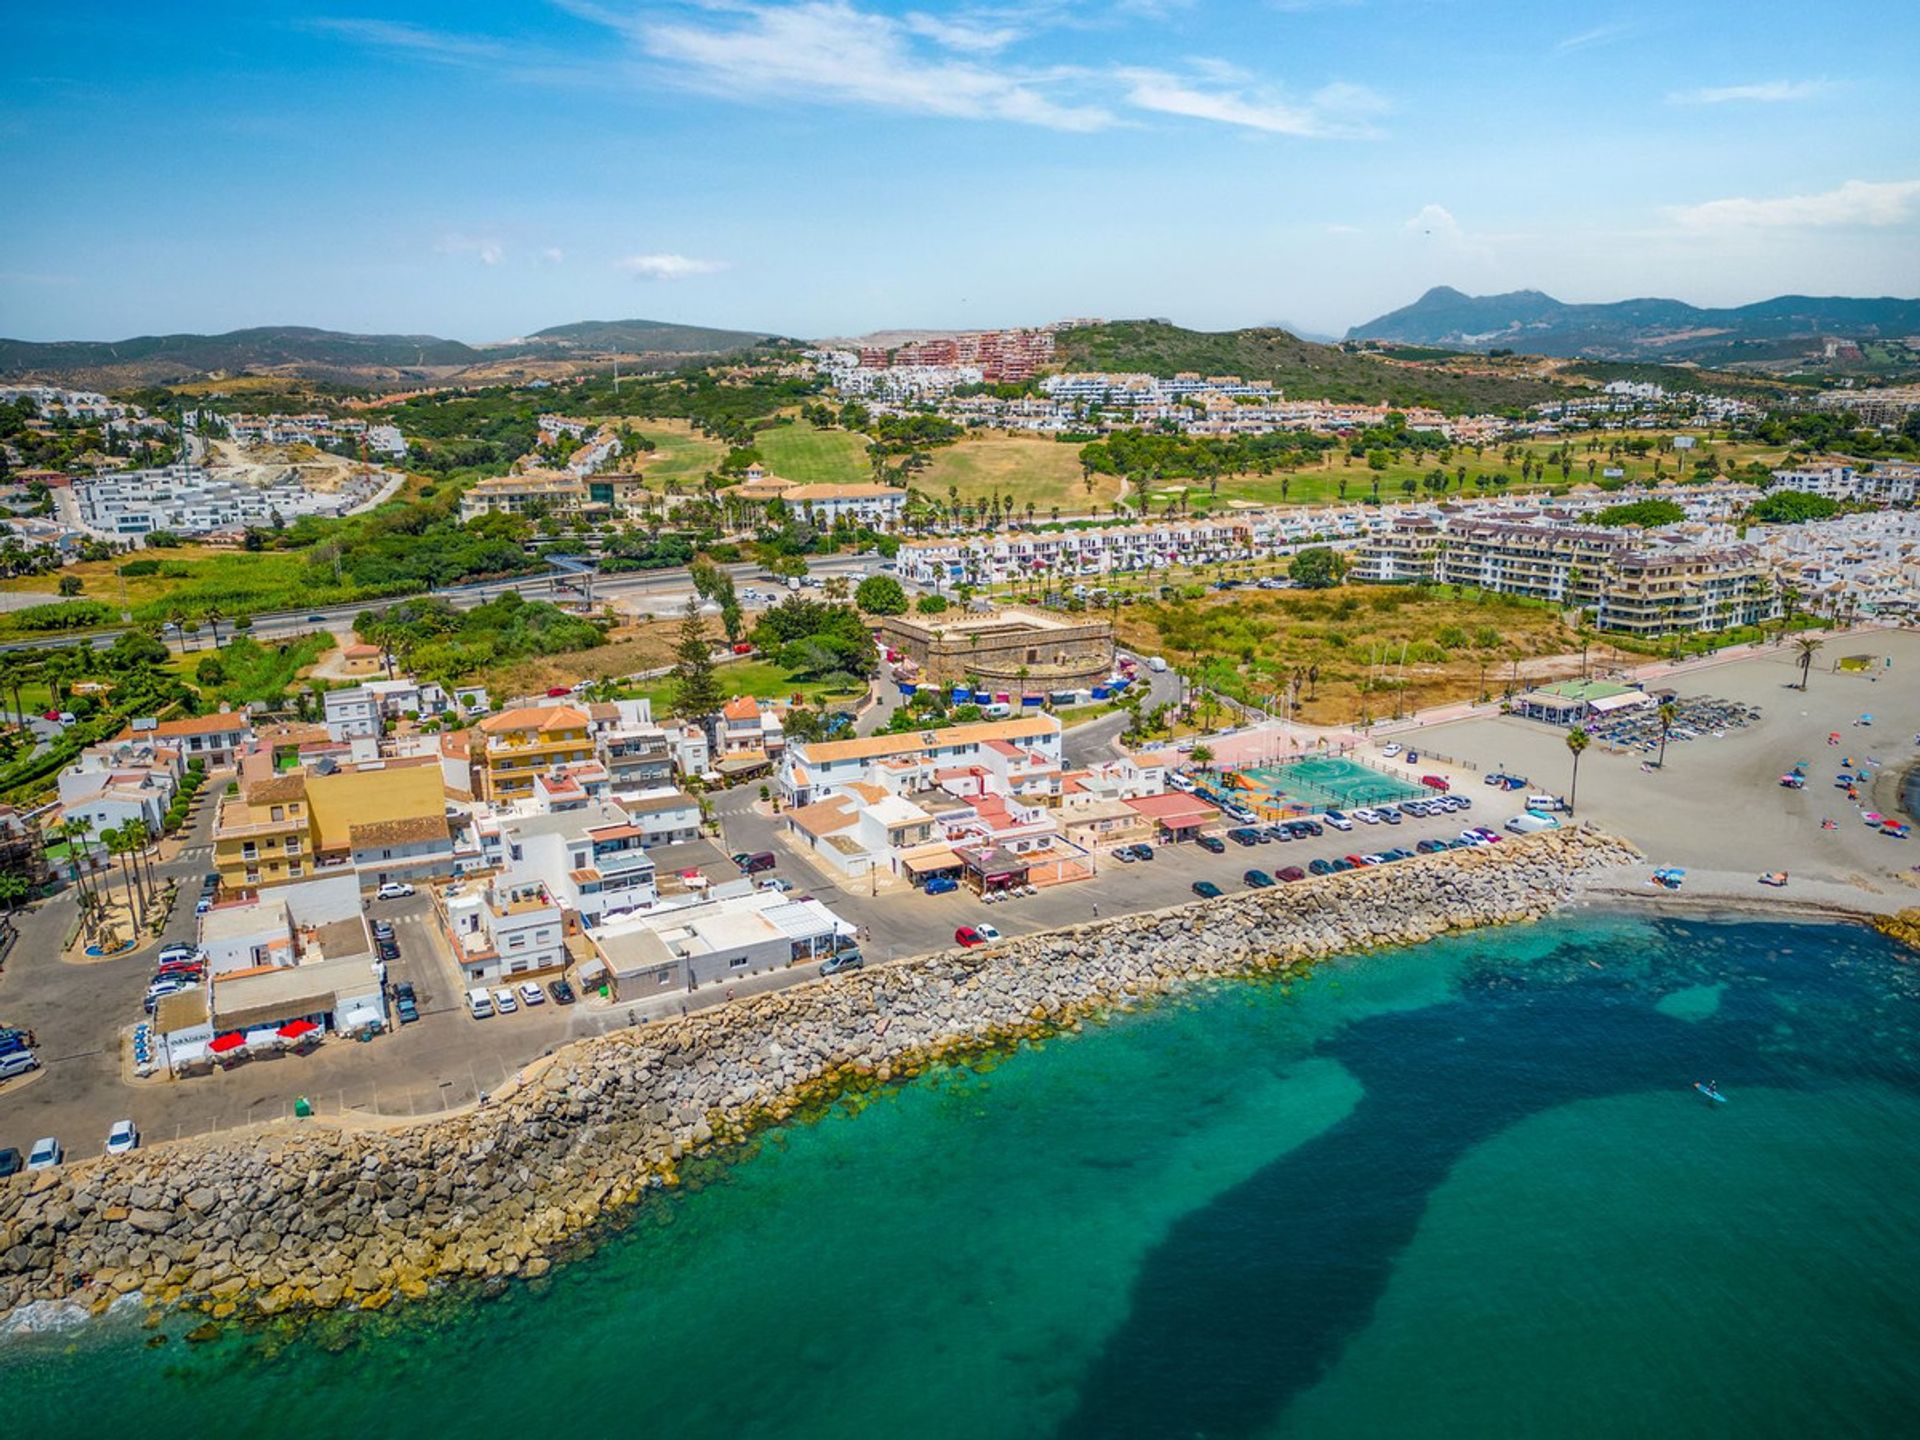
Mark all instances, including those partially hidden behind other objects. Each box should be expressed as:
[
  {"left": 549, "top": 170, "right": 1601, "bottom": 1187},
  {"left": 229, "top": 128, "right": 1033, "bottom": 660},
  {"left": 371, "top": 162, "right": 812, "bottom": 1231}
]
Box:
[
  {"left": 1404, "top": 204, "right": 1462, "bottom": 242},
  {"left": 1555, "top": 19, "right": 1639, "bottom": 53},
  {"left": 617, "top": 253, "right": 731, "bottom": 280},
  {"left": 541, "top": 247, "right": 566, "bottom": 264},
  {"left": 1120, "top": 68, "right": 1384, "bottom": 137},
  {"left": 437, "top": 234, "right": 504, "bottom": 265},
  {"left": 634, "top": 2, "right": 1114, "bottom": 132},
  {"left": 902, "top": 11, "right": 1022, "bottom": 54},
  {"left": 305, "top": 17, "right": 508, "bottom": 66},
  {"left": 1671, "top": 179, "right": 1920, "bottom": 231},
  {"left": 1667, "top": 78, "right": 1833, "bottom": 105}
]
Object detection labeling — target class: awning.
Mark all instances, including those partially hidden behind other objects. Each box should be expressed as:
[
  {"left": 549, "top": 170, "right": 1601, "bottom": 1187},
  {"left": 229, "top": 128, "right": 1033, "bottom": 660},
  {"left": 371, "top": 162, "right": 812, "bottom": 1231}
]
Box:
[
  {"left": 336, "top": 1000, "right": 385, "bottom": 1032},
  {"left": 1587, "top": 691, "right": 1652, "bottom": 713},
  {"left": 209, "top": 1033, "right": 247, "bottom": 1054},
  {"left": 167, "top": 1038, "right": 209, "bottom": 1066},
  {"left": 902, "top": 848, "right": 964, "bottom": 874},
  {"left": 716, "top": 756, "right": 769, "bottom": 775},
  {"left": 277, "top": 1018, "right": 320, "bottom": 1040},
  {"left": 243, "top": 1027, "right": 284, "bottom": 1051}
]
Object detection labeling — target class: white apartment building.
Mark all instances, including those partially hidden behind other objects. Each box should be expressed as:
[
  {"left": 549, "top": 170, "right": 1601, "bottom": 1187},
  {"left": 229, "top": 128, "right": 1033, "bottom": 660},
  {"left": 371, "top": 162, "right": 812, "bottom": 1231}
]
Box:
[
  {"left": 72, "top": 464, "right": 380, "bottom": 538},
  {"left": 779, "top": 714, "right": 1062, "bottom": 807},
  {"left": 438, "top": 872, "right": 568, "bottom": 986}
]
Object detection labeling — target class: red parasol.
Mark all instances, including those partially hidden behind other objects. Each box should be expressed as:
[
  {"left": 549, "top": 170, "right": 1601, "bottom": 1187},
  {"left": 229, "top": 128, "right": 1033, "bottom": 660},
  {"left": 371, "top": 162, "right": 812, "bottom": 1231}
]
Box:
[
  {"left": 208, "top": 1033, "right": 247, "bottom": 1054},
  {"left": 277, "top": 1019, "right": 320, "bottom": 1040}
]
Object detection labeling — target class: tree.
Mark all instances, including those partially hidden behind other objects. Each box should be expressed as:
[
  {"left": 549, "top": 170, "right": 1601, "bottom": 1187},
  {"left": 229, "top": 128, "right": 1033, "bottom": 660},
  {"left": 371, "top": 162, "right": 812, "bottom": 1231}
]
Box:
[
  {"left": 57, "top": 575, "right": 83, "bottom": 597},
  {"left": 915, "top": 593, "right": 949, "bottom": 615},
  {"left": 195, "top": 655, "right": 228, "bottom": 688},
  {"left": 1565, "top": 726, "right": 1590, "bottom": 816},
  {"left": 854, "top": 574, "right": 908, "bottom": 615},
  {"left": 1190, "top": 743, "right": 1214, "bottom": 772},
  {"left": 1656, "top": 701, "right": 1677, "bottom": 768},
  {"left": 1290, "top": 546, "right": 1346, "bottom": 590},
  {"left": 668, "top": 599, "right": 723, "bottom": 722},
  {"left": 1794, "top": 635, "right": 1823, "bottom": 691}
]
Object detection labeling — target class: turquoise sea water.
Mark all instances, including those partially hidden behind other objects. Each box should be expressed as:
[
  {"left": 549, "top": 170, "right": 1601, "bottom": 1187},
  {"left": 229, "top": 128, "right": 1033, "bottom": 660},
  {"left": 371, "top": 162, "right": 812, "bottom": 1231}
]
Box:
[{"left": 8, "top": 912, "right": 1920, "bottom": 1439}]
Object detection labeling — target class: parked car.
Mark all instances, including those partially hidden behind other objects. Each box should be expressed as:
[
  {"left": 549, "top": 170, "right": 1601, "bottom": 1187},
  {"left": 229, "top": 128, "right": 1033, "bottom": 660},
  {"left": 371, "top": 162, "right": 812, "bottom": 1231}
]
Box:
[
  {"left": 548, "top": 978, "right": 577, "bottom": 1005},
  {"left": 1191, "top": 880, "right": 1224, "bottom": 899},
  {"left": 1352, "top": 808, "right": 1380, "bottom": 825},
  {"left": 1346, "top": 854, "right": 1375, "bottom": 868},
  {"left": 377, "top": 941, "right": 400, "bottom": 962},
  {"left": 376, "top": 881, "right": 415, "bottom": 900},
  {"left": 1287, "top": 819, "right": 1324, "bottom": 838},
  {"left": 492, "top": 986, "right": 519, "bottom": 1014},
  {"left": 518, "top": 981, "right": 547, "bottom": 1007},
  {"left": 955, "top": 926, "right": 987, "bottom": 948},
  {"left": 1420, "top": 775, "right": 1451, "bottom": 792},
  {"left": 395, "top": 995, "right": 420, "bottom": 1025},
  {"left": 371, "top": 920, "right": 395, "bottom": 942},
  {"left": 1244, "top": 869, "right": 1276, "bottom": 888},
  {"left": 1377, "top": 808, "right": 1402, "bottom": 825},
  {"left": 733, "top": 851, "right": 777, "bottom": 875},
  {"left": 1308, "top": 858, "right": 1334, "bottom": 876},
  {"left": 466, "top": 988, "right": 495, "bottom": 1019},
  {"left": 923, "top": 875, "right": 959, "bottom": 896},
  {"left": 392, "top": 981, "right": 417, "bottom": 1005},
  {"left": 1196, "top": 835, "right": 1226, "bottom": 854},
  {"left": 759, "top": 877, "right": 794, "bottom": 893},
  {"left": 1130, "top": 843, "right": 1156, "bottom": 861},
  {"left": 0, "top": 1147, "right": 20, "bottom": 1178},
  {"left": 195, "top": 896, "right": 214, "bottom": 916},
  {"left": 105, "top": 1120, "right": 139, "bottom": 1156},
  {"left": 27, "top": 1137, "right": 62, "bottom": 1170},
  {"left": 1416, "top": 838, "right": 1445, "bottom": 853},
  {"left": 1381, "top": 742, "right": 1403, "bottom": 757},
  {"left": 1323, "top": 810, "right": 1353, "bottom": 830},
  {"left": 546, "top": 686, "right": 572, "bottom": 698},
  {"left": 974, "top": 922, "right": 1003, "bottom": 944},
  {"left": 1228, "top": 827, "right": 1261, "bottom": 847},
  {"left": 1277, "top": 866, "right": 1307, "bottom": 883},
  {"left": 158, "top": 943, "right": 198, "bottom": 966},
  {"left": 0, "top": 1049, "right": 39, "bottom": 1081},
  {"left": 821, "top": 950, "right": 865, "bottom": 975}
]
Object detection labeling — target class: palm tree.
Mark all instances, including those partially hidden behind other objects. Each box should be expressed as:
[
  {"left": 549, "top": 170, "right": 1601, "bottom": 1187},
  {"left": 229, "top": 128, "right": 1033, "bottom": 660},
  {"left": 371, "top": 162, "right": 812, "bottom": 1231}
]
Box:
[
  {"left": 1794, "top": 635, "right": 1823, "bottom": 691},
  {"left": 1655, "top": 701, "right": 1678, "bottom": 768},
  {"left": 1565, "top": 726, "right": 1590, "bottom": 816}
]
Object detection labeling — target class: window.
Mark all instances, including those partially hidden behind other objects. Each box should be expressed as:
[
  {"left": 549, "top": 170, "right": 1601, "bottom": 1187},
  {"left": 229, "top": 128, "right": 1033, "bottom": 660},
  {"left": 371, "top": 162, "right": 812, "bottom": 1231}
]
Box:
[
  {"left": 288, "top": 864, "right": 303, "bottom": 878},
  {"left": 507, "top": 934, "right": 526, "bottom": 949},
  {"left": 728, "top": 957, "right": 749, "bottom": 970},
  {"left": 270, "top": 806, "right": 284, "bottom": 822},
  {"left": 286, "top": 838, "right": 300, "bottom": 855}
]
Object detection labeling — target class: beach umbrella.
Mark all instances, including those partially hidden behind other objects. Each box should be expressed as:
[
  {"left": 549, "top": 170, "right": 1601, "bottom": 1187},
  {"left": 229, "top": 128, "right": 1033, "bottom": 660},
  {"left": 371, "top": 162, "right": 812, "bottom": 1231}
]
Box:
[
  {"left": 208, "top": 1033, "right": 247, "bottom": 1055},
  {"left": 277, "top": 1019, "right": 320, "bottom": 1040}
]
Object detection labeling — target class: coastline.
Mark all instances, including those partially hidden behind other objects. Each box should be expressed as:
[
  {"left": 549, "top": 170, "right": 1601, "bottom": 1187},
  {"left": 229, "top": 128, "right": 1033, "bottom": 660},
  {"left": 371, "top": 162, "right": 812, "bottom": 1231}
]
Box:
[{"left": 0, "top": 826, "right": 1677, "bottom": 1333}]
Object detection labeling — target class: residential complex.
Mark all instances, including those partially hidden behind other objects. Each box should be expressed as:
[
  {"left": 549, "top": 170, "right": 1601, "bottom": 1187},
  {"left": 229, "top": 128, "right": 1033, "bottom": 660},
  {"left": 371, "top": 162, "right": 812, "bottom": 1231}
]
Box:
[{"left": 65, "top": 463, "right": 385, "bottom": 539}]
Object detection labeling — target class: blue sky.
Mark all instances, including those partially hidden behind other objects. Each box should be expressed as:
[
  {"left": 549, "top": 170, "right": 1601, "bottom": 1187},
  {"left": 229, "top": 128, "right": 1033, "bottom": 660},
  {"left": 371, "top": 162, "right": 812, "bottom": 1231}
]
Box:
[{"left": 4, "top": 1, "right": 1918, "bottom": 342}]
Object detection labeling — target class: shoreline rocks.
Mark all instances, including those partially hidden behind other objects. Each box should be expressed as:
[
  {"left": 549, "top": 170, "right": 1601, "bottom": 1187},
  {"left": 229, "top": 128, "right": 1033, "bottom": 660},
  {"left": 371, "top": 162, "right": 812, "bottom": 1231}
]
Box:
[{"left": 0, "top": 826, "right": 1642, "bottom": 1327}]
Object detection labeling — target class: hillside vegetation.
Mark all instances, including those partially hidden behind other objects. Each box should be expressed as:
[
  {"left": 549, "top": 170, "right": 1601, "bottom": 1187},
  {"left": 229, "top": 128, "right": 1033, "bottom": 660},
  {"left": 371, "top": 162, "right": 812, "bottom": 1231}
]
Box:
[{"left": 1055, "top": 321, "right": 1561, "bottom": 414}]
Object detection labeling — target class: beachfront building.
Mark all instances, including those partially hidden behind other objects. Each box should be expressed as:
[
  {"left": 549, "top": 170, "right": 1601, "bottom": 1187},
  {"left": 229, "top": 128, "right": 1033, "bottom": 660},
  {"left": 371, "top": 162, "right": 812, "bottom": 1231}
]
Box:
[
  {"left": 435, "top": 872, "right": 568, "bottom": 987},
  {"left": 478, "top": 798, "right": 661, "bottom": 926},
  {"left": 778, "top": 714, "right": 1063, "bottom": 808},
  {"left": 582, "top": 888, "right": 855, "bottom": 999},
  {"left": 878, "top": 605, "right": 1115, "bottom": 694}
]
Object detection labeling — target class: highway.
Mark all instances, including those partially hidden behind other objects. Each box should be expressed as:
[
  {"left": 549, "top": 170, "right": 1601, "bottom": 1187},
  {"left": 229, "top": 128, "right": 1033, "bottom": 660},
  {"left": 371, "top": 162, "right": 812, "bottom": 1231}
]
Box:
[{"left": 0, "top": 553, "right": 877, "bottom": 654}]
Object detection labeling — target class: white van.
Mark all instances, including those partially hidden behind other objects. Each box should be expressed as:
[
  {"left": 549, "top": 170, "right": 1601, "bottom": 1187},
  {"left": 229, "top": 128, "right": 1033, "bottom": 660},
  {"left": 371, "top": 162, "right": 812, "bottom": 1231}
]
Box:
[
  {"left": 1506, "top": 811, "right": 1561, "bottom": 835},
  {"left": 0, "top": 1049, "right": 39, "bottom": 1081},
  {"left": 1526, "top": 794, "right": 1566, "bottom": 813},
  {"left": 1148, "top": 655, "right": 1169, "bottom": 673},
  {"left": 466, "top": 988, "right": 495, "bottom": 1019}
]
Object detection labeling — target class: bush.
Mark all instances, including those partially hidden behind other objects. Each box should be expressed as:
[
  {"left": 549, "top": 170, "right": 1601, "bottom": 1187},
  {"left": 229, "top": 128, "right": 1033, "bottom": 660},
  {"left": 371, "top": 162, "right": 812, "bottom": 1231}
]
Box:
[{"left": 915, "top": 594, "right": 949, "bottom": 615}]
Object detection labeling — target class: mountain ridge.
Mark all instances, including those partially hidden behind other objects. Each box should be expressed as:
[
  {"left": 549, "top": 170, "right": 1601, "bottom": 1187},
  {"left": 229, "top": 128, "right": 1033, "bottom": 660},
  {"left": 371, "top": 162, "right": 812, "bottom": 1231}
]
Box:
[{"left": 1348, "top": 287, "right": 1920, "bottom": 362}]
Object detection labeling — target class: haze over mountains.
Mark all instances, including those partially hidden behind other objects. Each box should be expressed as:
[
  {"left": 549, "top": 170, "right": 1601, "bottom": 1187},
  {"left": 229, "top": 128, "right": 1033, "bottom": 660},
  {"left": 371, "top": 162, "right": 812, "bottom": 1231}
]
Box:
[
  {"left": 1348, "top": 286, "right": 1920, "bottom": 363},
  {"left": 0, "top": 319, "right": 778, "bottom": 386}
]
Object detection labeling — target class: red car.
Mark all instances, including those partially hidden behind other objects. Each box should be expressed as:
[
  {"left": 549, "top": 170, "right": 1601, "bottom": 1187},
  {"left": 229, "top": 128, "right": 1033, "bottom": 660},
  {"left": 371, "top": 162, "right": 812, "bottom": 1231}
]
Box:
[
  {"left": 1344, "top": 854, "right": 1374, "bottom": 867},
  {"left": 731, "top": 642, "right": 754, "bottom": 655},
  {"left": 546, "top": 686, "right": 572, "bottom": 698},
  {"left": 954, "top": 926, "right": 986, "bottom": 948},
  {"left": 1420, "top": 774, "right": 1451, "bottom": 792}
]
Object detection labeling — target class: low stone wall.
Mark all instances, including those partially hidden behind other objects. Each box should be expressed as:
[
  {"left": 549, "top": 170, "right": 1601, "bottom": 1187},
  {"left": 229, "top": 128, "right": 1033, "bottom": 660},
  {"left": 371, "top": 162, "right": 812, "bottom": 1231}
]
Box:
[{"left": 0, "top": 826, "right": 1640, "bottom": 1325}]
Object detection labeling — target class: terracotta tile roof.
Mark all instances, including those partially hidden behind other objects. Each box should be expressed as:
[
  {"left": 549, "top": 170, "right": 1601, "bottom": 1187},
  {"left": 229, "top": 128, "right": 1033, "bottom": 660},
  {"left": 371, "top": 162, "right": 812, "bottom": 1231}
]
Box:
[
  {"left": 122, "top": 711, "right": 250, "bottom": 741},
  {"left": 721, "top": 695, "right": 762, "bottom": 722},
  {"left": 787, "top": 796, "right": 859, "bottom": 838},
  {"left": 795, "top": 715, "right": 1057, "bottom": 765},
  {"left": 478, "top": 705, "right": 588, "bottom": 735}
]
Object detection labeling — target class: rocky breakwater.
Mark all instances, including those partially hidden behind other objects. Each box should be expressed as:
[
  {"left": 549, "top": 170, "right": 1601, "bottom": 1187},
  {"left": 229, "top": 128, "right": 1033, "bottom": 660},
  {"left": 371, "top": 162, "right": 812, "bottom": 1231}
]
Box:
[{"left": 0, "top": 825, "right": 1639, "bottom": 1326}]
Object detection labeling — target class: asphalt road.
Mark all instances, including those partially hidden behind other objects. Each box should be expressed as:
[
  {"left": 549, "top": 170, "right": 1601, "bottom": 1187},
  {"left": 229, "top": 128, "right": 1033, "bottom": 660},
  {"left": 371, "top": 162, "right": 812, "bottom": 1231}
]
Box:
[{"left": 0, "top": 553, "right": 877, "bottom": 654}]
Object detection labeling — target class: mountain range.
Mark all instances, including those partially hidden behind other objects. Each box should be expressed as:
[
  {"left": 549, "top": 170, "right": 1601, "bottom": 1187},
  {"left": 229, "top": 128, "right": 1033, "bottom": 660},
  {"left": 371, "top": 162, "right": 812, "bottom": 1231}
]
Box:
[
  {"left": 1347, "top": 287, "right": 1920, "bottom": 363},
  {"left": 0, "top": 319, "right": 777, "bottom": 387}
]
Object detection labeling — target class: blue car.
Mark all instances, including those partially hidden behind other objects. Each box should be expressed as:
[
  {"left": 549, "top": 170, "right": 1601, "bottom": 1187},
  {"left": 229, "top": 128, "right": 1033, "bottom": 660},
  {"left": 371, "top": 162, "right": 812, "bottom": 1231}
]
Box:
[
  {"left": 923, "top": 875, "right": 959, "bottom": 895},
  {"left": 1244, "top": 869, "right": 1276, "bottom": 888}
]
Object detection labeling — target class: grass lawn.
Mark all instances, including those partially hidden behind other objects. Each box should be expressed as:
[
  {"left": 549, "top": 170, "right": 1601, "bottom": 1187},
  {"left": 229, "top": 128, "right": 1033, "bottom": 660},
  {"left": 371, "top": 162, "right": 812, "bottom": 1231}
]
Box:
[
  {"left": 1140, "top": 430, "right": 1803, "bottom": 516},
  {"left": 622, "top": 658, "right": 865, "bottom": 713},
  {"left": 167, "top": 633, "right": 336, "bottom": 705},
  {"left": 1114, "top": 583, "right": 1603, "bottom": 725},
  {"left": 918, "top": 433, "right": 1123, "bottom": 514},
  {"left": 0, "top": 547, "right": 368, "bottom": 625},
  {"left": 617, "top": 417, "right": 726, "bottom": 483},
  {"left": 754, "top": 420, "right": 871, "bottom": 485}
]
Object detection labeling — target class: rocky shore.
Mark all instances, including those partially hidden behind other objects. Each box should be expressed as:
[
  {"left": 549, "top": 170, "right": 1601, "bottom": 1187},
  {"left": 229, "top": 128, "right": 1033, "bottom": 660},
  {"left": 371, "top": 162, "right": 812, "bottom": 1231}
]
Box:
[{"left": 0, "top": 826, "right": 1640, "bottom": 1328}]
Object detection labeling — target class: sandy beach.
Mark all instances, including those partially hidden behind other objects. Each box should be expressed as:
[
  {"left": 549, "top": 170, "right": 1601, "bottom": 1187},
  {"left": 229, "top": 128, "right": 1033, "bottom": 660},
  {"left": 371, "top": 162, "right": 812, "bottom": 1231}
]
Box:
[{"left": 1379, "top": 628, "right": 1920, "bottom": 913}]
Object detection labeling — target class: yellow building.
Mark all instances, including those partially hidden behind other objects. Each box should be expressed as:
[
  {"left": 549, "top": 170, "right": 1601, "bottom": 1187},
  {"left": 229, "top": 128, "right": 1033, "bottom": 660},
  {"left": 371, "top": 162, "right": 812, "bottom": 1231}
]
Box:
[
  {"left": 474, "top": 705, "right": 594, "bottom": 802},
  {"left": 213, "top": 755, "right": 450, "bottom": 894}
]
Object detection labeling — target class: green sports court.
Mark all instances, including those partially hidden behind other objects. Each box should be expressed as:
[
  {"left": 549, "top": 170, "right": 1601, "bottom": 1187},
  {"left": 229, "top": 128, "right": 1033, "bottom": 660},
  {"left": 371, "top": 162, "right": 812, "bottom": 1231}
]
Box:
[{"left": 1233, "top": 755, "right": 1428, "bottom": 815}]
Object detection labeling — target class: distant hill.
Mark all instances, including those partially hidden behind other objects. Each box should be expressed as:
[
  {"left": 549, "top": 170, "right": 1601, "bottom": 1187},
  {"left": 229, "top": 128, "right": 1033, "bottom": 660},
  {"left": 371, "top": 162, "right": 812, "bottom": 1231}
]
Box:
[
  {"left": 1055, "top": 319, "right": 1561, "bottom": 413},
  {"left": 1348, "top": 286, "right": 1920, "bottom": 363},
  {"left": 0, "top": 317, "right": 778, "bottom": 387},
  {"left": 0, "top": 326, "right": 482, "bottom": 380},
  {"left": 513, "top": 318, "right": 780, "bottom": 354}
]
